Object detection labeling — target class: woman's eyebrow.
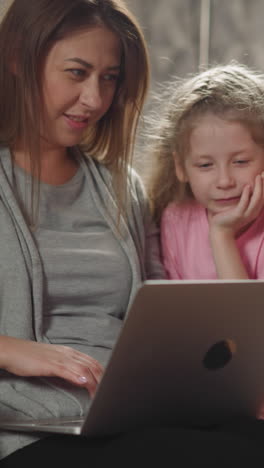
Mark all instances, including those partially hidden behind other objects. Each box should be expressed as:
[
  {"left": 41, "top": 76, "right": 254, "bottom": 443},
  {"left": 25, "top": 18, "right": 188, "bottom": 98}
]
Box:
[{"left": 64, "top": 57, "right": 120, "bottom": 71}]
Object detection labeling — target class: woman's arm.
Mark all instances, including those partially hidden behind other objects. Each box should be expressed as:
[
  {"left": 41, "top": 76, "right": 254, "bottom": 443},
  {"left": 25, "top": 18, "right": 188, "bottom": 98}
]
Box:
[
  {"left": 0, "top": 336, "right": 103, "bottom": 397},
  {"left": 130, "top": 168, "right": 166, "bottom": 279}
]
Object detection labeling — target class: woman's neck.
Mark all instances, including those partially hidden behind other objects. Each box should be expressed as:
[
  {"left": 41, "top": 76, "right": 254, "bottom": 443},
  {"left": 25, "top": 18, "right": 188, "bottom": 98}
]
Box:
[{"left": 12, "top": 147, "right": 79, "bottom": 185}]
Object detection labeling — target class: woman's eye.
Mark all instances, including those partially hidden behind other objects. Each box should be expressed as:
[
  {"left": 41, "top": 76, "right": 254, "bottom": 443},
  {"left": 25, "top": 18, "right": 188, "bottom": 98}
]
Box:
[
  {"left": 102, "top": 74, "right": 119, "bottom": 82},
  {"left": 66, "top": 68, "right": 86, "bottom": 78}
]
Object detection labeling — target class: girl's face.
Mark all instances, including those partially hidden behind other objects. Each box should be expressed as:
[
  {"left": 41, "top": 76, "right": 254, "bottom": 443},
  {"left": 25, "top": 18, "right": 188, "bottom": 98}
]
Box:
[
  {"left": 175, "top": 113, "right": 264, "bottom": 215},
  {"left": 41, "top": 25, "right": 121, "bottom": 151}
]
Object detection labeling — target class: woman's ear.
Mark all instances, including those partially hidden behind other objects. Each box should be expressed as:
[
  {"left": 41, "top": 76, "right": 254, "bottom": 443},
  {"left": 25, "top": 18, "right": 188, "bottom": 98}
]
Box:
[
  {"left": 173, "top": 151, "right": 188, "bottom": 182},
  {"left": 10, "top": 62, "right": 17, "bottom": 75},
  {"left": 9, "top": 44, "right": 20, "bottom": 76}
]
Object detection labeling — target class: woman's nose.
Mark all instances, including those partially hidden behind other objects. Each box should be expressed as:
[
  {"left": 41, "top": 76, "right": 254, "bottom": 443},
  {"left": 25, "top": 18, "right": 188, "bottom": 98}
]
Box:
[{"left": 79, "top": 78, "right": 102, "bottom": 111}]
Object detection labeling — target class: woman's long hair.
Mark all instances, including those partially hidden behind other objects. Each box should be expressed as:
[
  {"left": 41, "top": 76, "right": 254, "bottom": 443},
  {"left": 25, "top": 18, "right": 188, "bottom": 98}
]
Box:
[{"left": 0, "top": 0, "right": 150, "bottom": 214}]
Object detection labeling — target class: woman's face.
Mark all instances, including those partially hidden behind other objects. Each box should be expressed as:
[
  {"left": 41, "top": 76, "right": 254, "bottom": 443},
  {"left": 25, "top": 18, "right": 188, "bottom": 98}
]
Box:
[{"left": 41, "top": 25, "right": 121, "bottom": 151}]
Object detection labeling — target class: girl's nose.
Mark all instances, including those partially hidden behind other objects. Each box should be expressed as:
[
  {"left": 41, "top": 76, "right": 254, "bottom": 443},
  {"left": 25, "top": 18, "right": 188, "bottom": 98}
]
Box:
[
  {"left": 79, "top": 78, "right": 102, "bottom": 111},
  {"left": 216, "top": 169, "right": 235, "bottom": 189}
]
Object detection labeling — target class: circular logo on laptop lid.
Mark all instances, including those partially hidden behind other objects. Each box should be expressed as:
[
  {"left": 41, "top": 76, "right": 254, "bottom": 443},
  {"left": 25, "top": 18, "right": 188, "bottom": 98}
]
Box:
[{"left": 203, "top": 339, "right": 237, "bottom": 370}]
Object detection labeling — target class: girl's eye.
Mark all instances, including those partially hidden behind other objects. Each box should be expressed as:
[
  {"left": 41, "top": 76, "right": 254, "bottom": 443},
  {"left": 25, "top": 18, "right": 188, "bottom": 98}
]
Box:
[
  {"left": 234, "top": 160, "right": 249, "bottom": 165},
  {"left": 197, "top": 162, "right": 213, "bottom": 168}
]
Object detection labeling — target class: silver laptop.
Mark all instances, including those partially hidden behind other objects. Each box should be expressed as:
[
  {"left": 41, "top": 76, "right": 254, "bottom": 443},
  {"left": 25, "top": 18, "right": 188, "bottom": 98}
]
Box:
[{"left": 1, "top": 279, "right": 264, "bottom": 436}]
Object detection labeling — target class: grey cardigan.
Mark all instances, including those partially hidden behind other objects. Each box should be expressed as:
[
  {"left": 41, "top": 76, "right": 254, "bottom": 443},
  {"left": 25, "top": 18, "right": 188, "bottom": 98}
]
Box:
[{"left": 0, "top": 147, "right": 165, "bottom": 460}]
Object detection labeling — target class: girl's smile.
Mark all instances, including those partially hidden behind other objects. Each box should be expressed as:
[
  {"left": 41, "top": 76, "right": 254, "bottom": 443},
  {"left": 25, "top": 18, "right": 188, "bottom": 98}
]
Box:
[{"left": 214, "top": 196, "right": 241, "bottom": 205}]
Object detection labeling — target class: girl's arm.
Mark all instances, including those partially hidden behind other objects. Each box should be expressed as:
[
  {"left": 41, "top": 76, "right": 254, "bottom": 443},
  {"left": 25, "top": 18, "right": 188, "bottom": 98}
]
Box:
[
  {"left": 209, "top": 227, "right": 249, "bottom": 278},
  {"left": 0, "top": 335, "right": 103, "bottom": 397},
  {"left": 208, "top": 174, "right": 264, "bottom": 279}
]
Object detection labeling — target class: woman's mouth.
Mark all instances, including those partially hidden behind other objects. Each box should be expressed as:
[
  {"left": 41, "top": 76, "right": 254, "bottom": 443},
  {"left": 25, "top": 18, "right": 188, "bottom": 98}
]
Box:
[{"left": 64, "top": 114, "right": 89, "bottom": 130}]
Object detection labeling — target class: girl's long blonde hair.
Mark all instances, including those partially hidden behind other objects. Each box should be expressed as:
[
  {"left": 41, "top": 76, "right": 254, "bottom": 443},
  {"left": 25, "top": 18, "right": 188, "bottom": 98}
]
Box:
[{"left": 145, "top": 62, "right": 264, "bottom": 223}]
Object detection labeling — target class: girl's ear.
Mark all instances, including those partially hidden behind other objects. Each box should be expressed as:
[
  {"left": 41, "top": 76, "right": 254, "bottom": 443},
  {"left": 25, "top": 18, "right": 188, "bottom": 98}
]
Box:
[{"left": 173, "top": 151, "right": 188, "bottom": 182}]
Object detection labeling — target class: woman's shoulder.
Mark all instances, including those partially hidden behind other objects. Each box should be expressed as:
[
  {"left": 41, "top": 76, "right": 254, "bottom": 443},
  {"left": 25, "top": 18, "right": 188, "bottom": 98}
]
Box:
[
  {"left": 128, "top": 166, "right": 147, "bottom": 200},
  {"left": 79, "top": 151, "right": 148, "bottom": 214},
  {"left": 78, "top": 150, "right": 143, "bottom": 189}
]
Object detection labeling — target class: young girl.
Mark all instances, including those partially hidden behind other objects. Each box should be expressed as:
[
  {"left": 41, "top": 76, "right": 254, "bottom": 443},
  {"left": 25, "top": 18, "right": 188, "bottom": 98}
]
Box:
[{"left": 147, "top": 63, "right": 264, "bottom": 279}]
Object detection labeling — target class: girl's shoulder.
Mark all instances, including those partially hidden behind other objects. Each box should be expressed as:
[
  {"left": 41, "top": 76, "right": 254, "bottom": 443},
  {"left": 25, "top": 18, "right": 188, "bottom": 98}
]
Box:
[{"left": 162, "top": 200, "right": 205, "bottom": 223}]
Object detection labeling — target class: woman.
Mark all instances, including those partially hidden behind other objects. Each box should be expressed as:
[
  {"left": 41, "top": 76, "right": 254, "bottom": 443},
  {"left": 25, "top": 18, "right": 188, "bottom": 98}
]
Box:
[{"left": 0, "top": 0, "right": 164, "bottom": 463}]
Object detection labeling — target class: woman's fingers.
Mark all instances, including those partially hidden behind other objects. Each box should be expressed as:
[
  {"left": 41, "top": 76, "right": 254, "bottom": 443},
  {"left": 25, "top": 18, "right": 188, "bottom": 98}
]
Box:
[
  {"left": 51, "top": 346, "right": 104, "bottom": 396},
  {"left": 58, "top": 346, "right": 104, "bottom": 380},
  {"left": 72, "top": 350, "right": 104, "bottom": 382},
  {"left": 40, "top": 346, "right": 104, "bottom": 396},
  {"left": 52, "top": 359, "right": 99, "bottom": 397}
]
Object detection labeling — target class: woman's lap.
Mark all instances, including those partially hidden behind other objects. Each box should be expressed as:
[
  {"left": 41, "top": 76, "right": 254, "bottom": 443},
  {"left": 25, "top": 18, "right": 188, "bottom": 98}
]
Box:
[{"left": 1, "top": 419, "right": 264, "bottom": 467}]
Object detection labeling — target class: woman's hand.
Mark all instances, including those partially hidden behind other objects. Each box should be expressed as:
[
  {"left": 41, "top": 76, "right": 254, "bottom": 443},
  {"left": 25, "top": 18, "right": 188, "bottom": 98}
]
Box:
[
  {"left": 208, "top": 173, "right": 264, "bottom": 237},
  {"left": 0, "top": 336, "right": 104, "bottom": 397}
]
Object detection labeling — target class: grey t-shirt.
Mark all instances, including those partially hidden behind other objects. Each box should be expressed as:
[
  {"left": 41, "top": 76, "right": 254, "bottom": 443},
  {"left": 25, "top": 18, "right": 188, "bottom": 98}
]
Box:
[
  {"left": 0, "top": 148, "right": 165, "bottom": 461},
  {"left": 13, "top": 163, "right": 132, "bottom": 362}
]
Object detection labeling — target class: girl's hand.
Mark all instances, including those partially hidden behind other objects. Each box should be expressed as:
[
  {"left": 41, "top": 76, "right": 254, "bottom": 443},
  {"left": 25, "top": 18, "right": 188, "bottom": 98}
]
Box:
[
  {"left": 209, "top": 173, "right": 264, "bottom": 237},
  {"left": 0, "top": 336, "right": 104, "bottom": 397}
]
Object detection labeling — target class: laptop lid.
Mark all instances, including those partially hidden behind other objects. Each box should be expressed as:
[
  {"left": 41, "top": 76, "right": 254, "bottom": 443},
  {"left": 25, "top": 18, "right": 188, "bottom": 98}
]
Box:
[{"left": 1, "top": 279, "right": 264, "bottom": 436}]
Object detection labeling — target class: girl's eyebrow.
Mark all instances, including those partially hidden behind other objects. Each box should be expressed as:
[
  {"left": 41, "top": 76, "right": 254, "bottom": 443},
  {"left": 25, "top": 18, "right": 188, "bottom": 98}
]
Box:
[
  {"left": 64, "top": 57, "right": 120, "bottom": 71},
  {"left": 230, "top": 150, "right": 249, "bottom": 157},
  {"left": 191, "top": 148, "right": 250, "bottom": 159},
  {"left": 188, "top": 154, "right": 213, "bottom": 160}
]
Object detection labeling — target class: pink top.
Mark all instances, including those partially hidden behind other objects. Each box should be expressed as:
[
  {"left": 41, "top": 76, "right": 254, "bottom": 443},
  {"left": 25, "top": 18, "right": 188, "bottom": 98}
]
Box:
[{"left": 161, "top": 201, "right": 264, "bottom": 280}]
